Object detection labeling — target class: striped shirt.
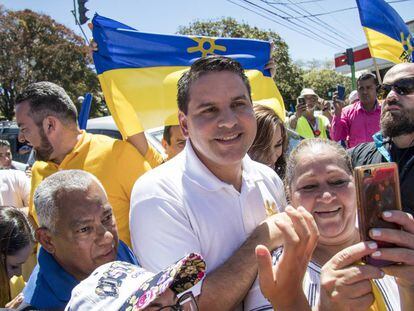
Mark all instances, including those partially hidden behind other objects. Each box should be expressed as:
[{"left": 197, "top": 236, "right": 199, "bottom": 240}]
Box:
[{"left": 244, "top": 248, "right": 401, "bottom": 311}]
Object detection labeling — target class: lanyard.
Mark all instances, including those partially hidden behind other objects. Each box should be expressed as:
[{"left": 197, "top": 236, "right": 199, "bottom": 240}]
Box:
[{"left": 373, "top": 132, "right": 392, "bottom": 162}]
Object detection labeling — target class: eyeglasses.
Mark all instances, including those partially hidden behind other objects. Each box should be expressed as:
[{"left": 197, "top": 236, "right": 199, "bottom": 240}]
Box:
[
  {"left": 377, "top": 77, "right": 414, "bottom": 98},
  {"left": 156, "top": 292, "right": 198, "bottom": 311}
]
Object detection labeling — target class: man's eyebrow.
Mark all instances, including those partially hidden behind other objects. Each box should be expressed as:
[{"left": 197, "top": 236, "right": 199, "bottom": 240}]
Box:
[
  {"left": 231, "top": 94, "right": 249, "bottom": 101},
  {"left": 69, "top": 218, "right": 94, "bottom": 227}
]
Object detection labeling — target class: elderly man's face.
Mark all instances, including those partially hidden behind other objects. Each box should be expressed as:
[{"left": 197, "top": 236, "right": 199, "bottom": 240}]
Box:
[
  {"left": 381, "top": 64, "right": 414, "bottom": 137},
  {"left": 47, "top": 180, "right": 119, "bottom": 281}
]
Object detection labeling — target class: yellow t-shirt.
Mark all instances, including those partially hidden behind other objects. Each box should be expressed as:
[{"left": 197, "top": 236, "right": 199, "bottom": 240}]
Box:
[
  {"left": 29, "top": 131, "right": 151, "bottom": 246},
  {"left": 144, "top": 145, "right": 165, "bottom": 168}
]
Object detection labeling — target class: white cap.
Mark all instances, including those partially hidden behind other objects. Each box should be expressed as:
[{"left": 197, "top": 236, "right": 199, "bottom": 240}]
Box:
[
  {"left": 66, "top": 253, "right": 205, "bottom": 311},
  {"left": 299, "top": 88, "right": 318, "bottom": 98},
  {"left": 348, "top": 90, "right": 359, "bottom": 103}
]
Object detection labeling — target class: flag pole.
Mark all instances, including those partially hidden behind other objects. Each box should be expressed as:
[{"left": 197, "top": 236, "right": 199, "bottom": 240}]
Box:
[{"left": 372, "top": 57, "right": 382, "bottom": 84}]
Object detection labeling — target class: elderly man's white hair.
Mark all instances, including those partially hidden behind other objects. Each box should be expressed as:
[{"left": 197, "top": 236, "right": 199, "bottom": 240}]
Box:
[{"left": 34, "top": 169, "right": 106, "bottom": 232}]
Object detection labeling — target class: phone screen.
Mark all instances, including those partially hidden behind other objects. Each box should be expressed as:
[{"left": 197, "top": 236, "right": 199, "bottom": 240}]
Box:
[{"left": 337, "top": 85, "right": 345, "bottom": 101}]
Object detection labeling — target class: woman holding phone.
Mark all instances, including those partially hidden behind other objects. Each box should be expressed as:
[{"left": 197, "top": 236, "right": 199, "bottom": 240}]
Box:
[{"left": 249, "top": 139, "right": 414, "bottom": 311}]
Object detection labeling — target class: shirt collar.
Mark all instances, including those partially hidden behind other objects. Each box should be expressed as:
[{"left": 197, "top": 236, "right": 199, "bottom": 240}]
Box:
[
  {"left": 37, "top": 247, "right": 79, "bottom": 302},
  {"left": 38, "top": 131, "right": 90, "bottom": 169},
  {"left": 355, "top": 100, "right": 381, "bottom": 112},
  {"left": 183, "top": 139, "right": 263, "bottom": 192}
]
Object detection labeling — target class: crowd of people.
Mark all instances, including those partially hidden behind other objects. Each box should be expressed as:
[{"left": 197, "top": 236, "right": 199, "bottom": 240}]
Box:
[{"left": 0, "top": 54, "right": 413, "bottom": 311}]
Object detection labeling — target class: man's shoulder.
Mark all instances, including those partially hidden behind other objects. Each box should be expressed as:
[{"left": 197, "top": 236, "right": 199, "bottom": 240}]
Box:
[
  {"left": 133, "top": 155, "right": 185, "bottom": 194},
  {"left": 24, "top": 249, "right": 77, "bottom": 308},
  {"left": 349, "top": 141, "right": 381, "bottom": 167},
  {"left": 245, "top": 158, "right": 285, "bottom": 191},
  {"left": 88, "top": 133, "right": 144, "bottom": 160},
  {"left": 0, "top": 169, "right": 26, "bottom": 181},
  {"left": 23, "top": 264, "right": 62, "bottom": 309}
]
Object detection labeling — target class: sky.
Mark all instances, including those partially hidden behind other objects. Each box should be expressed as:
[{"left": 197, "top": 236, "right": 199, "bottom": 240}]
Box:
[{"left": 2, "top": 0, "right": 413, "bottom": 63}]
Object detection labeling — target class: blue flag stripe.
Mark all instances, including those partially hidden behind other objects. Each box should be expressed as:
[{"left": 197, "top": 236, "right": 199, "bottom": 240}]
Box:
[{"left": 92, "top": 14, "right": 271, "bottom": 76}]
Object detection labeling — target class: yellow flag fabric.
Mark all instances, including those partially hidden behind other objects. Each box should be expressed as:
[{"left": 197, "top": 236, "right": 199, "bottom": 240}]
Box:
[
  {"left": 356, "top": 0, "right": 413, "bottom": 64},
  {"left": 92, "top": 14, "right": 285, "bottom": 137}
]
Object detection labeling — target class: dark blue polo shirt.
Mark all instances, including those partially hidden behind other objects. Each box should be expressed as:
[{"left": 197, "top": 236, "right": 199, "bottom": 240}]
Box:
[{"left": 23, "top": 240, "right": 138, "bottom": 310}]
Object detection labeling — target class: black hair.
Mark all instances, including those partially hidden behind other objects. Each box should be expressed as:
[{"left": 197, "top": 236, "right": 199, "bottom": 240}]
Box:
[
  {"left": 357, "top": 73, "right": 377, "bottom": 86},
  {"left": 0, "top": 206, "right": 34, "bottom": 306},
  {"left": 15, "top": 81, "right": 78, "bottom": 127},
  {"left": 177, "top": 55, "right": 251, "bottom": 114}
]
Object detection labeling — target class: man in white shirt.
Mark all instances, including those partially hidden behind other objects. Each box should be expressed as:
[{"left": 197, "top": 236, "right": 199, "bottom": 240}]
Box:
[
  {"left": 0, "top": 169, "right": 30, "bottom": 209},
  {"left": 130, "top": 56, "right": 306, "bottom": 311}
]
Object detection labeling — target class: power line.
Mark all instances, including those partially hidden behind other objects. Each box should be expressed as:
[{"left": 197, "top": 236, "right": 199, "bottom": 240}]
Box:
[
  {"left": 260, "top": 0, "right": 356, "bottom": 48},
  {"left": 265, "top": 0, "right": 332, "bottom": 4},
  {"left": 238, "top": 0, "right": 346, "bottom": 49},
  {"left": 226, "top": 0, "right": 343, "bottom": 49},
  {"left": 285, "top": 0, "right": 414, "bottom": 19},
  {"left": 314, "top": 1, "right": 361, "bottom": 44},
  {"left": 282, "top": 0, "right": 359, "bottom": 45}
]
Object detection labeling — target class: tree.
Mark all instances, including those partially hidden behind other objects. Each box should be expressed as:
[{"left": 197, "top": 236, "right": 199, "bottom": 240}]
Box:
[
  {"left": 177, "top": 18, "right": 304, "bottom": 110},
  {"left": 0, "top": 6, "right": 104, "bottom": 120},
  {"left": 302, "top": 68, "right": 352, "bottom": 100}
]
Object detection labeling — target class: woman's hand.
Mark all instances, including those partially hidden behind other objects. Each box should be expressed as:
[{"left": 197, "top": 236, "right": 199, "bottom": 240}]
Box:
[
  {"left": 5, "top": 293, "right": 24, "bottom": 309},
  {"left": 318, "top": 242, "right": 384, "bottom": 311},
  {"left": 256, "top": 206, "right": 318, "bottom": 311},
  {"left": 368, "top": 210, "right": 414, "bottom": 288}
]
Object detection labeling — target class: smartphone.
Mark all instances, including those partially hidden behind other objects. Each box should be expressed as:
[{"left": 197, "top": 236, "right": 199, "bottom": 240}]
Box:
[
  {"left": 297, "top": 97, "right": 305, "bottom": 105},
  {"left": 337, "top": 85, "right": 346, "bottom": 101},
  {"left": 354, "top": 163, "right": 402, "bottom": 267}
]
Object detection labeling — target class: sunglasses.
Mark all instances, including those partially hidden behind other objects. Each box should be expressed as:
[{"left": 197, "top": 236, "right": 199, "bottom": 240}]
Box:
[{"left": 377, "top": 77, "right": 414, "bottom": 98}]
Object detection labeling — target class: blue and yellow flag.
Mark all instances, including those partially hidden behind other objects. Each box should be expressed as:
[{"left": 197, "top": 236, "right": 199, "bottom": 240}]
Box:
[
  {"left": 356, "top": 0, "right": 413, "bottom": 64},
  {"left": 92, "top": 14, "right": 284, "bottom": 138}
]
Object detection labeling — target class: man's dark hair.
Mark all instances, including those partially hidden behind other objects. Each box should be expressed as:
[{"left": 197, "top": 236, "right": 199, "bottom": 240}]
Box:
[
  {"left": 163, "top": 126, "right": 173, "bottom": 145},
  {"left": 177, "top": 56, "right": 251, "bottom": 114},
  {"left": 15, "top": 81, "right": 78, "bottom": 127},
  {"left": 0, "top": 140, "right": 10, "bottom": 148},
  {"left": 357, "top": 73, "right": 377, "bottom": 86}
]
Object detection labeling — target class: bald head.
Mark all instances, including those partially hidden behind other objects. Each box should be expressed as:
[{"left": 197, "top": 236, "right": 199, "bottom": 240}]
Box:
[{"left": 384, "top": 63, "right": 414, "bottom": 84}]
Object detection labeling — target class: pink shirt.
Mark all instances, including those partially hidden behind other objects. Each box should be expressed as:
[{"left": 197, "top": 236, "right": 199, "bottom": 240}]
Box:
[{"left": 331, "top": 101, "right": 381, "bottom": 148}]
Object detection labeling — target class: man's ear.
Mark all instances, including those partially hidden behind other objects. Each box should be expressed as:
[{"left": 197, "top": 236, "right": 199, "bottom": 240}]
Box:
[
  {"left": 35, "top": 228, "right": 56, "bottom": 254},
  {"left": 42, "top": 116, "right": 59, "bottom": 136},
  {"left": 178, "top": 111, "right": 189, "bottom": 138},
  {"left": 161, "top": 138, "right": 169, "bottom": 150}
]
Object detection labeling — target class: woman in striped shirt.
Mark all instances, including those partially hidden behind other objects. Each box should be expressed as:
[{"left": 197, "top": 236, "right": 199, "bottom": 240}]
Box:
[{"left": 248, "top": 139, "right": 414, "bottom": 311}]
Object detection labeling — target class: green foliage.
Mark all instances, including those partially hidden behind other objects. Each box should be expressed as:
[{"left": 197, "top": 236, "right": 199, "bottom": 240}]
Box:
[
  {"left": 0, "top": 7, "right": 104, "bottom": 120},
  {"left": 177, "top": 17, "right": 304, "bottom": 109},
  {"left": 302, "top": 68, "right": 353, "bottom": 99}
]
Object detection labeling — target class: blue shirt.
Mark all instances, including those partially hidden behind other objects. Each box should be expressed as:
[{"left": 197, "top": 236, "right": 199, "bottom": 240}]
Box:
[{"left": 23, "top": 240, "right": 138, "bottom": 310}]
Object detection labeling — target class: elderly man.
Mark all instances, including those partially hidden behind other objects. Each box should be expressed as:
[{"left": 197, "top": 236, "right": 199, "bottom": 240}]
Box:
[
  {"left": 130, "top": 56, "right": 315, "bottom": 311},
  {"left": 15, "top": 82, "right": 151, "bottom": 245},
  {"left": 288, "top": 88, "right": 330, "bottom": 139},
  {"left": 351, "top": 63, "right": 414, "bottom": 215},
  {"left": 22, "top": 170, "right": 137, "bottom": 309},
  {"left": 331, "top": 73, "right": 381, "bottom": 148}
]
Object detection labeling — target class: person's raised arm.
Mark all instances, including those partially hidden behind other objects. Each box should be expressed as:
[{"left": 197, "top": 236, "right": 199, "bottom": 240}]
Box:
[
  {"left": 289, "top": 99, "right": 306, "bottom": 130},
  {"left": 255, "top": 206, "right": 318, "bottom": 311}
]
